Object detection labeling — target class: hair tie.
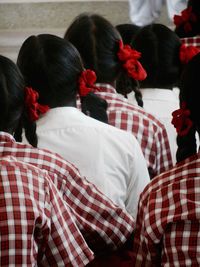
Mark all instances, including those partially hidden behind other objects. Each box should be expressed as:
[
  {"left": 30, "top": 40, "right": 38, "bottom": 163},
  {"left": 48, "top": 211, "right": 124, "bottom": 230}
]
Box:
[
  {"left": 174, "top": 6, "right": 197, "bottom": 33},
  {"left": 25, "top": 87, "right": 49, "bottom": 122},
  {"left": 171, "top": 101, "right": 193, "bottom": 136},
  {"left": 179, "top": 44, "right": 200, "bottom": 64},
  {"left": 117, "top": 40, "right": 147, "bottom": 81},
  {"left": 78, "top": 69, "right": 97, "bottom": 97}
]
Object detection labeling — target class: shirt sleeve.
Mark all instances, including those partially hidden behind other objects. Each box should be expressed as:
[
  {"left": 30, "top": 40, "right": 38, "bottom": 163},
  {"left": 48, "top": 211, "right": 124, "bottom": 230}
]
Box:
[
  {"left": 57, "top": 166, "right": 135, "bottom": 254},
  {"left": 155, "top": 124, "right": 173, "bottom": 176},
  {"left": 39, "top": 175, "right": 94, "bottom": 267},
  {"left": 132, "top": 193, "right": 161, "bottom": 267}
]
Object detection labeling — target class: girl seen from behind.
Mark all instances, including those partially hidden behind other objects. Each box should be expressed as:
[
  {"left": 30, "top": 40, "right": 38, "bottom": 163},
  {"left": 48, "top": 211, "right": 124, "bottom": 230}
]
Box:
[
  {"left": 65, "top": 13, "right": 173, "bottom": 178},
  {"left": 127, "top": 23, "right": 199, "bottom": 163},
  {"left": 0, "top": 54, "right": 135, "bottom": 266},
  {"left": 17, "top": 34, "right": 150, "bottom": 219},
  {"left": 133, "top": 52, "right": 200, "bottom": 267}
]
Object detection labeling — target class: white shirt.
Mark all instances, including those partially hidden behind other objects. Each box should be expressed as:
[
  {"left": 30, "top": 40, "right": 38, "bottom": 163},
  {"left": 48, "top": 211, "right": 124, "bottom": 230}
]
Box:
[
  {"left": 128, "top": 88, "right": 179, "bottom": 164},
  {"left": 128, "top": 0, "right": 187, "bottom": 26},
  {"left": 34, "top": 107, "right": 150, "bottom": 219}
]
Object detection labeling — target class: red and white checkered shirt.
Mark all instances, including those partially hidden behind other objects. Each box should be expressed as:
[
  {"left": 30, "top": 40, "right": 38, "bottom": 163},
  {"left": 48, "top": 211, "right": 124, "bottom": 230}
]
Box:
[
  {"left": 0, "top": 132, "right": 135, "bottom": 266},
  {"left": 181, "top": 35, "right": 200, "bottom": 49},
  {"left": 132, "top": 152, "right": 200, "bottom": 266},
  {"left": 0, "top": 156, "right": 93, "bottom": 267},
  {"left": 94, "top": 84, "right": 173, "bottom": 178}
]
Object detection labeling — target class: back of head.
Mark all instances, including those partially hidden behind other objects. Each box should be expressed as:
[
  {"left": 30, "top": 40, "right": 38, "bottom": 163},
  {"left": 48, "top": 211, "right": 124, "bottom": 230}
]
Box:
[
  {"left": 0, "top": 55, "right": 25, "bottom": 134},
  {"left": 175, "top": 53, "right": 200, "bottom": 162},
  {"left": 175, "top": 0, "right": 200, "bottom": 38},
  {"left": 116, "top": 23, "right": 141, "bottom": 45},
  {"left": 132, "top": 24, "right": 182, "bottom": 89},
  {"left": 17, "top": 33, "right": 108, "bottom": 124},
  {"left": 64, "top": 13, "right": 121, "bottom": 83},
  {"left": 17, "top": 34, "right": 84, "bottom": 107}
]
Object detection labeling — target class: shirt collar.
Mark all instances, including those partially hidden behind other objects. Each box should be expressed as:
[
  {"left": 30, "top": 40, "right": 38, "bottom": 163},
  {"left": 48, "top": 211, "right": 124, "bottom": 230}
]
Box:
[
  {"left": 0, "top": 131, "right": 15, "bottom": 143},
  {"left": 95, "top": 83, "right": 117, "bottom": 94}
]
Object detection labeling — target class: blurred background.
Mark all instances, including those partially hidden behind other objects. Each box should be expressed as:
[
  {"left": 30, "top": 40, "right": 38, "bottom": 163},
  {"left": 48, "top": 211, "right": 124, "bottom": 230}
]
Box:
[{"left": 0, "top": 0, "right": 171, "bottom": 62}]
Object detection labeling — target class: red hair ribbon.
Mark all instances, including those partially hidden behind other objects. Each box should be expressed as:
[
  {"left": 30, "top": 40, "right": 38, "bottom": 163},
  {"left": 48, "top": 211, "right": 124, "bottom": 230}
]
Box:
[
  {"left": 78, "top": 69, "right": 97, "bottom": 97},
  {"left": 179, "top": 44, "right": 200, "bottom": 64},
  {"left": 171, "top": 101, "right": 193, "bottom": 136},
  {"left": 118, "top": 40, "right": 147, "bottom": 81},
  {"left": 174, "top": 6, "right": 197, "bottom": 33},
  {"left": 25, "top": 87, "right": 49, "bottom": 122}
]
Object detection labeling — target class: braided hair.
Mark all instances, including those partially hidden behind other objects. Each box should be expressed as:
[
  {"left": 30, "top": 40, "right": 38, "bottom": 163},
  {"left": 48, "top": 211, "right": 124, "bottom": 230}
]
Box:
[{"left": 176, "top": 53, "right": 200, "bottom": 162}]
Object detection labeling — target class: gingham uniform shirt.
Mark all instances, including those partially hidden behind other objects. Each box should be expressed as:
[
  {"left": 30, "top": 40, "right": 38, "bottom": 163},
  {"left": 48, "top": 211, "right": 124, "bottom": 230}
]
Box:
[
  {"left": 181, "top": 35, "right": 200, "bottom": 49},
  {"left": 0, "top": 132, "right": 135, "bottom": 266},
  {"left": 94, "top": 84, "right": 173, "bottom": 178},
  {"left": 0, "top": 156, "right": 93, "bottom": 267},
  {"left": 132, "top": 153, "right": 200, "bottom": 266}
]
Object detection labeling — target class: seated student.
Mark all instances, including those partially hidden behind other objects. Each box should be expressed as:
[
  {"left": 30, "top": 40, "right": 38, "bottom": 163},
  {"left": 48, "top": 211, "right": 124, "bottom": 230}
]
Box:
[
  {"left": 17, "top": 34, "right": 150, "bottom": 219},
  {"left": 174, "top": 0, "right": 200, "bottom": 48},
  {"left": 0, "top": 54, "right": 135, "bottom": 266},
  {"left": 64, "top": 13, "right": 173, "bottom": 178},
  {"left": 128, "top": 23, "right": 196, "bottom": 163},
  {"left": 132, "top": 52, "right": 200, "bottom": 266}
]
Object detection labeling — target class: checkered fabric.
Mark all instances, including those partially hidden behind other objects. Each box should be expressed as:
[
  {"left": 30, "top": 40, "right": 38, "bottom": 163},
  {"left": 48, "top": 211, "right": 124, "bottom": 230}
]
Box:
[
  {"left": 0, "top": 156, "right": 93, "bottom": 267},
  {"left": 132, "top": 152, "right": 200, "bottom": 266},
  {"left": 94, "top": 84, "right": 173, "bottom": 178},
  {"left": 181, "top": 35, "right": 200, "bottom": 49},
  {"left": 0, "top": 132, "right": 135, "bottom": 265}
]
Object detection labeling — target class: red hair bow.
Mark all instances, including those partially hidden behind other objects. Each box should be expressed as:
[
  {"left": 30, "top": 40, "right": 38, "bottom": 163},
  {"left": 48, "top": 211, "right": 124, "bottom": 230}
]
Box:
[
  {"left": 171, "top": 101, "right": 193, "bottom": 136},
  {"left": 179, "top": 44, "right": 200, "bottom": 64},
  {"left": 118, "top": 40, "right": 147, "bottom": 81},
  {"left": 78, "top": 69, "right": 97, "bottom": 97},
  {"left": 25, "top": 87, "right": 49, "bottom": 122},
  {"left": 174, "top": 6, "right": 197, "bottom": 33}
]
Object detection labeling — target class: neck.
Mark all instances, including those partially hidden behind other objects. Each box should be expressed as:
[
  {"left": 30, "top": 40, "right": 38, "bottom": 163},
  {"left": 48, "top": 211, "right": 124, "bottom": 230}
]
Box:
[
  {"left": 50, "top": 99, "right": 77, "bottom": 108},
  {"left": 142, "top": 87, "right": 173, "bottom": 90}
]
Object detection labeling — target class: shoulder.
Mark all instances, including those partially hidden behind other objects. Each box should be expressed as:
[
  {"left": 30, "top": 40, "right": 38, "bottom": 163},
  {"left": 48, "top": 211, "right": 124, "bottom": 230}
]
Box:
[
  {"left": 0, "top": 155, "right": 49, "bottom": 188},
  {"left": 15, "top": 140, "right": 80, "bottom": 176},
  {"left": 96, "top": 89, "right": 165, "bottom": 129},
  {"left": 141, "top": 154, "right": 200, "bottom": 203}
]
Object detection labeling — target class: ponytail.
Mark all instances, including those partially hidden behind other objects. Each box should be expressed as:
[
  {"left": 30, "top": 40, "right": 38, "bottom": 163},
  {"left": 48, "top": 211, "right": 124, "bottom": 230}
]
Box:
[
  {"left": 81, "top": 93, "right": 108, "bottom": 123},
  {"left": 15, "top": 87, "right": 49, "bottom": 147},
  {"left": 23, "top": 113, "right": 38, "bottom": 147},
  {"left": 172, "top": 100, "right": 198, "bottom": 163},
  {"left": 116, "top": 71, "right": 143, "bottom": 107},
  {"left": 79, "top": 69, "right": 108, "bottom": 123},
  {"left": 13, "top": 108, "right": 38, "bottom": 147}
]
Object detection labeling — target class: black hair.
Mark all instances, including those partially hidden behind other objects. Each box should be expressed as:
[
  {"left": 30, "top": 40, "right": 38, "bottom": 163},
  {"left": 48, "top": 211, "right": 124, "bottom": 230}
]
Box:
[
  {"left": 0, "top": 55, "right": 37, "bottom": 146},
  {"left": 115, "top": 23, "right": 143, "bottom": 104},
  {"left": 175, "top": 0, "right": 200, "bottom": 38},
  {"left": 17, "top": 34, "right": 108, "bottom": 138},
  {"left": 116, "top": 72, "right": 143, "bottom": 106},
  {"left": 64, "top": 13, "right": 144, "bottom": 104},
  {"left": 176, "top": 53, "right": 200, "bottom": 162},
  {"left": 132, "top": 24, "right": 182, "bottom": 89},
  {"left": 64, "top": 13, "right": 122, "bottom": 84},
  {"left": 115, "top": 23, "right": 141, "bottom": 45}
]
